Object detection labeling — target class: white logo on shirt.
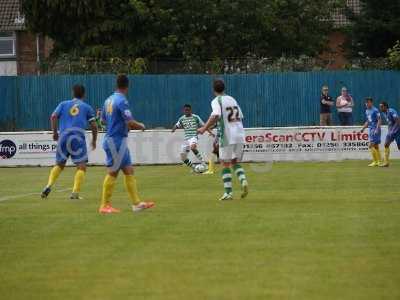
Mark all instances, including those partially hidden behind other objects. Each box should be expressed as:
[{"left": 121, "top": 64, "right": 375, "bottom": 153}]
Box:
[{"left": 124, "top": 110, "right": 132, "bottom": 118}]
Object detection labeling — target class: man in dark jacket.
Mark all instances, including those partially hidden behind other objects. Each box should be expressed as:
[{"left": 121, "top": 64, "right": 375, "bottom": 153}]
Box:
[{"left": 320, "top": 85, "right": 334, "bottom": 126}]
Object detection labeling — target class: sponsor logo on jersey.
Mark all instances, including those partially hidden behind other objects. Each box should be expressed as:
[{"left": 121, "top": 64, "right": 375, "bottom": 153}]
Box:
[{"left": 124, "top": 109, "right": 132, "bottom": 118}]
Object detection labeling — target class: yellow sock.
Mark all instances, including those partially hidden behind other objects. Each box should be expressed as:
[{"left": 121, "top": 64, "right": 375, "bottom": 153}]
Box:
[
  {"left": 384, "top": 147, "right": 390, "bottom": 163},
  {"left": 46, "top": 165, "right": 62, "bottom": 188},
  {"left": 208, "top": 157, "right": 215, "bottom": 172},
  {"left": 370, "top": 148, "right": 376, "bottom": 162},
  {"left": 72, "top": 170, "right": 85, "bottom": 193},
  {"left": 375, "top": 147, "right": 382, "bottom": 162},
  {"left": 124, "top": 175, "right": 141, "bottom": 205},
  {"left": 101, "top": 175, "right": 116, "bottom": 208}
]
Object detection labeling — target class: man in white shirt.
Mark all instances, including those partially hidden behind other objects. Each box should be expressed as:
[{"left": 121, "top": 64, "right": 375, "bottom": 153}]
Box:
[{"left": 198, "top": 79, "right": 248, "bottom": 201}]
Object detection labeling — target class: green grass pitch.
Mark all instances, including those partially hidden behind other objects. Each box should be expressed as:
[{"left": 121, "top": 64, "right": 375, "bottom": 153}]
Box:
[{"left": 0, "top": 161, "right": 400, "bottom": 300}]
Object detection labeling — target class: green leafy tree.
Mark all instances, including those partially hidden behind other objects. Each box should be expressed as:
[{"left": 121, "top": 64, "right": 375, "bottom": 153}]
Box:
[
  {"left": 346, "top": 0, "right": 400, "bottom": 58},
  {"left": 149, "top": 0, "right": 344, "bottom": 60},
  {"left": 23, "top": 0, "right": 149, "bottom": 57},
  {"left": 387, "top": 41, "right": 400, "bottom": 70},
  {"left": 23, "top": 0, "right": 343, "bottom": 63}
]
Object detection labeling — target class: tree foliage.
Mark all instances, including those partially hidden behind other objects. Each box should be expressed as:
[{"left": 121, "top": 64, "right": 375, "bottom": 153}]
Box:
[
  {"left": 346, "top": 0, "right": 400, "bottom": 58},
  {"left": 23, "top": 0, "right": 342, "bottom": 62},
  {"left": 387, "top": 41, "right": 400, "bottom": 70}
]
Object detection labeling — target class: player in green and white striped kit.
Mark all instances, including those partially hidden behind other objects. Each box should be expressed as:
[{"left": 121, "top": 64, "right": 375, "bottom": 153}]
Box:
[
  {"left": 172, "top": 104, "right": 208, "bottom": 170},
  {"left": 198, "top": 79, "right": 248, "bottom": 200}
]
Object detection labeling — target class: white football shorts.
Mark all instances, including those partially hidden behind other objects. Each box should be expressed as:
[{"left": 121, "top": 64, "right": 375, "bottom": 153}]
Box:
[
  {"left": 219, "top": 143, "right": 244, "bottom": 161},
  {"left": 181, "top": 136, "right": 199, "bottom": 153}
]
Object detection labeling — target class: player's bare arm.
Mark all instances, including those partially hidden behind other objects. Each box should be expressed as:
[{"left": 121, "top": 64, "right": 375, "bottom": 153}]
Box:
[
  {"left": 50, "top": 114, "right": 59, "bottom": 141},
  {"left": 128, "top": 119, "right": 145, "bottom": 130},
  {"left": 90, "top": 120, "right": 98, "bottom": 150},
  {"left": 171, "top": 124, "right": 178, "bottom": 133},
  {"left": 360, "top": 121, "right": 369, "bottom": 133},
  {"left": 198, "top": 115, "right": 219, "bottom": 135}
]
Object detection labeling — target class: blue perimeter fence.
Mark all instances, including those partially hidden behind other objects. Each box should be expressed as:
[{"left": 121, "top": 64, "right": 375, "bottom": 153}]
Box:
[{"left": 0, "top": 71, "right": 399, "bottom": 131}]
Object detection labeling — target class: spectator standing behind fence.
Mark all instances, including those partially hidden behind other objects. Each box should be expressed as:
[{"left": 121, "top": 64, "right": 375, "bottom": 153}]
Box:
[
  {"left": 320, "top": 85, "right": 334, "bottom": 126},
  {"left": 336, "top": 87, "right": 354, "bottom": 126}
]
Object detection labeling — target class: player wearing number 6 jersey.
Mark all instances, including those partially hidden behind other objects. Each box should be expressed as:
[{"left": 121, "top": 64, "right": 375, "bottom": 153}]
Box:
[
  {"left": 198, "top": 79, "right": 248, "bottom": 201},
  {"left": 41, "top": 84, "right": 97, "bottom": 201}
]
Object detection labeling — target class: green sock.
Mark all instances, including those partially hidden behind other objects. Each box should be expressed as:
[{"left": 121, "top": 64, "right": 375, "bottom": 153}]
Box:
[
  {"left": 233, "top": 164, "right": 247, "bottom": 186},
  {"left": 192, "top": 149, "right": 204, "bottom": 162},
  {"left": 222, "top": 167, "right": 232, "bottom": 194},
  {"left": 183, "top": 158, "right": 193, "bottom": 167}
]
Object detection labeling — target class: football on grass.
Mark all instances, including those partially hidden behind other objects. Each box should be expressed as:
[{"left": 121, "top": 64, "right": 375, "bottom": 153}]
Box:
[{"left": 194, "top": 164, "right": 207, "bottom": 173}]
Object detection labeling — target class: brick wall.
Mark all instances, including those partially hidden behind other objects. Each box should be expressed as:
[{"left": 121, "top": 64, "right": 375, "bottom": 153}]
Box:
[
  {"left": 16, "top": 31, "right": 37, "bottom": 74},
  {"left": 320, "top": 31, "right": 348, "bottom": 70},
  {"left": 16, "top": 31, "right": 53, "bottom": 75},
  {"left": 43, "top": 36, "right": 53, "bottom": 58}
]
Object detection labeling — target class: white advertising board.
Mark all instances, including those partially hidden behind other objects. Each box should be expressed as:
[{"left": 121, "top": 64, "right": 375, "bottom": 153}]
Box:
[{"left": 0, "top": 127, "right": 399, "bottom": 167}]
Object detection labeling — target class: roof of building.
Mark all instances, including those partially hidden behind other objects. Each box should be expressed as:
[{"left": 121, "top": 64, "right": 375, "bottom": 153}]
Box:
[{"left": 0, "top": 0, "right": 25, "bottom": 31}]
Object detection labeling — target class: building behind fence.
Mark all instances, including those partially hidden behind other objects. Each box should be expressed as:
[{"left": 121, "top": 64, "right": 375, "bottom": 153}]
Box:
[{"left": 0, "top": 70, "right": 399, "bottom": 131}]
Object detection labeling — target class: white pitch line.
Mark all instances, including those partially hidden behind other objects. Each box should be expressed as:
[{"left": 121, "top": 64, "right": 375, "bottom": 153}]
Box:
[{"left": 0, "top": 188, "right": 71, "bottom": 203}]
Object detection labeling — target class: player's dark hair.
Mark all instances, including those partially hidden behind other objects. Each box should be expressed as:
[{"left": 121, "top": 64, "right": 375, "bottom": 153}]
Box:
[
  {"left": 365, "top": 97, "right": 373, "bottom": 103},
  {"left": 116, "top": 74, "right": 129, "bottom": 89},
  {"left": 183, "top": 104, "right": 191, "bottom": 109},
  {"left": 213, "top": 79, "right": 225, "bottom": 93},
  {"left": 72, "top": 84, "right": 85, "bottom": 99},
  {"left": 380, "top": 101, "right": 389, "bottom": 108}
]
